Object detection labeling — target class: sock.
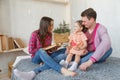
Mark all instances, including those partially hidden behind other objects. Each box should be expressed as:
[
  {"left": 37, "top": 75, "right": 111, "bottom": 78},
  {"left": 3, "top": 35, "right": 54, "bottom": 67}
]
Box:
[
  {"left": 68, "top": 62, "right": 78, "bottom": 71},
  {"left": 68, "top": 61, "right": 74, "bottom": 67},
  {"left": 13, "top": 69, "right": 36, "bottom": 80},
  {"left": 59, "top": 60, "right": 69, "bottom": 68}
]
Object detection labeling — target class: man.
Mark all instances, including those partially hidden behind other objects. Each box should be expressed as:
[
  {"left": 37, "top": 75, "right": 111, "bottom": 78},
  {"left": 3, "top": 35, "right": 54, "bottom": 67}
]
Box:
[{"left": 79, "top": 8, "right": 112, "bottom": 71}]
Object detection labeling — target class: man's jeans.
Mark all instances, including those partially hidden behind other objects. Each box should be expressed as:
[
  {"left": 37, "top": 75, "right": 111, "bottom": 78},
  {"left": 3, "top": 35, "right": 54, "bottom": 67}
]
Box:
[{"left": 80, "top": 47, "right": 113, "bottom": 64}]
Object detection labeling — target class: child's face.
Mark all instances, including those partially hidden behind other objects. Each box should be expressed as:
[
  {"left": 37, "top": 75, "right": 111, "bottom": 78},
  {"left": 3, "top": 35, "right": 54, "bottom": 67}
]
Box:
[{"left": 74, "top": 22, "right": 82, "bottom": 32}]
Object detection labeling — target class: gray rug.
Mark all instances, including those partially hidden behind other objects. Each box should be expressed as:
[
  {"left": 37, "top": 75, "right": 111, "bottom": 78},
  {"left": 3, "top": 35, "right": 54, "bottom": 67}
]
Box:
[{"left": 12, "top": 57, "right": 120, "bottom": 80}]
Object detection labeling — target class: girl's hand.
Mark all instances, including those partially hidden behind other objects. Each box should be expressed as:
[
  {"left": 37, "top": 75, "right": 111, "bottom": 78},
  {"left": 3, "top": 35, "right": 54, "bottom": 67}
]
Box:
[
  {"left": 73, "top": 46, "right": 80, "bottom": 51},
  {"left": 65, "top": 46, "right": 71, "bottom": 54},
  {"left": 65, "top": 50, "right": 70, "bottom": 54}
]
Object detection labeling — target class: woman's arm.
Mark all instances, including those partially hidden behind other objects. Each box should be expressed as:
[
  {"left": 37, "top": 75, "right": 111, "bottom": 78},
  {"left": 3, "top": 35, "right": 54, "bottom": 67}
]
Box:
[{"left": 28, "top": 32, "right": 40, "bottom": 56}]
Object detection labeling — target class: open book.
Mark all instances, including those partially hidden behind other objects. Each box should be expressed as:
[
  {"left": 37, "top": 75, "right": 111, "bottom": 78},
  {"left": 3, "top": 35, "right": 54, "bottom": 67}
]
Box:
[{"left": 43, "top": 44, "right": 60, "bottom": 51}]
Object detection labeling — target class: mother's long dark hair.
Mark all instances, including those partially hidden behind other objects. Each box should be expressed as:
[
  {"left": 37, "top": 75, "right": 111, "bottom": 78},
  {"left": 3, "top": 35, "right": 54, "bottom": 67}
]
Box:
[{"left": 38, "top": 16, "right": 53, "bottom": 45}]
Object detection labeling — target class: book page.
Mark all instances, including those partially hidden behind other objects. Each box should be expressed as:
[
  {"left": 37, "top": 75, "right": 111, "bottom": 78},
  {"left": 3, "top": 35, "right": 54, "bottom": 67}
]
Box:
[{"left": 43, "top": 44, "right": 57, "bottom": 51}]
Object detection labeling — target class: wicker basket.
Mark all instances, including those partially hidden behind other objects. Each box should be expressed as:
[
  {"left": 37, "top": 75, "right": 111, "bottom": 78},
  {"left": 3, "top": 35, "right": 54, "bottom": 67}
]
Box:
[{"left": 53, "top": 32, "right": 70, "bottom": 44}]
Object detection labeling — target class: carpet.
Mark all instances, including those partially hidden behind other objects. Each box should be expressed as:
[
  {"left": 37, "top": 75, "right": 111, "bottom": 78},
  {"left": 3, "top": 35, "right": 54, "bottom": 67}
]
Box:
[{"left": 12, "top": 57, "right": 120, "bottom": 80}]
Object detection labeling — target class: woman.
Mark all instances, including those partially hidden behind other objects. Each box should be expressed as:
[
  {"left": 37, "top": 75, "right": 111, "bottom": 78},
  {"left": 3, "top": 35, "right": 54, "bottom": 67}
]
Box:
[{"left": 13, "top": 16, "right": 76, "bottom": 80}]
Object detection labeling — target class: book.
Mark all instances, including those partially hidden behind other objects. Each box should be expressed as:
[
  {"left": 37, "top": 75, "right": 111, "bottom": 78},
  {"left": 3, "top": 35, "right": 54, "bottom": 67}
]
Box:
[
  {"left": 1, "top": 35, "right": 8, "bottom": 51},
  {"left": 8, "top": 37, "right": 15, "bottom": 50},
  {"left": 43, "top": 43, "right": 62, "bottom": 51},
  {"left": 43, "top": 44, "right": 58, "bottom": 51},
  {"left": 14, "top": 38, "right": 25, "bottom": 48}
]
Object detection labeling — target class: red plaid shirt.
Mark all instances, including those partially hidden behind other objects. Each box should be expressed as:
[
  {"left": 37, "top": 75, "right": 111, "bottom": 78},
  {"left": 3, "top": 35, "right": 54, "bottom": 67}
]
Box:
[{"left": 28, "top": 30, "right": 52, "bottom": 58}]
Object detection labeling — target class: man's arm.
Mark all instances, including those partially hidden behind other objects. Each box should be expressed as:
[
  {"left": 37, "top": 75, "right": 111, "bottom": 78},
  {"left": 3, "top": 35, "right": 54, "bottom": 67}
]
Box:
[{"left": 90, "top": 26, "right": 111, "bottom": 62}]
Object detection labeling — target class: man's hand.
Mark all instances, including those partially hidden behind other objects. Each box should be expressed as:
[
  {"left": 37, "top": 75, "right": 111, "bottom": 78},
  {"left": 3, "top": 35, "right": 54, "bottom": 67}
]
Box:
[{"left": 79, "top": 60, "right": 93, "bottom": 71}]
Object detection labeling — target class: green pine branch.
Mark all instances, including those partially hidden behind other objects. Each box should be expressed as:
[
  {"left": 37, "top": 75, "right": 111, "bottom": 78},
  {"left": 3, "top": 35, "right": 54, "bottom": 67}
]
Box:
[{"left": 53, "top": 20, "right": 70, "bottom": 33}]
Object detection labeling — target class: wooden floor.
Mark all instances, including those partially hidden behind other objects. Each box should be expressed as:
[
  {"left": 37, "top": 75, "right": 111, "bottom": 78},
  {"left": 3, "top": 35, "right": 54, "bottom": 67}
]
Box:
[
  {"left": 0, "top": 74, "right": 11, "bottom": 80},
  {"left": 0, "top": 51, "right": 27, "bottom": 80}
]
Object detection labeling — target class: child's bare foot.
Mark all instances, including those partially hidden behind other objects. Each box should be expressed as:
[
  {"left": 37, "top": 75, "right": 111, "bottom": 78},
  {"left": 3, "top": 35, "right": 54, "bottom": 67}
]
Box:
[
  {"left": 79, "top": 60, "right": 93, "bottom": 71},
  {"left": 61, "top": 68, "right": 77, "bottom": 76}
]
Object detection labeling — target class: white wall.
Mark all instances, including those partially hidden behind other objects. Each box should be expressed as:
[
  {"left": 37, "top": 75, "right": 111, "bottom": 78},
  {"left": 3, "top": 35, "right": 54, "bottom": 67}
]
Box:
[
  {"left": 10, "top": 0, "right": 66, "bottom": 43},
  {"left": 0, "top": 0, "right": 68, "bottom": 45},
  {"left": 0, "top": 0, "right": 11, "bottom": 35},
  {"left": 70, "top": 0, "right": 87, "bottom": 32},
  {"left": 71, "top": 0, "right": 120, "bottom": 57}
]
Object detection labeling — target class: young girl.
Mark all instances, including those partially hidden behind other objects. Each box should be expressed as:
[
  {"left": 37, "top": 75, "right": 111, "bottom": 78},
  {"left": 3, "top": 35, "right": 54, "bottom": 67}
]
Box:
[{"left": 60, "top": 20, "right": 88, "bottom": 71}]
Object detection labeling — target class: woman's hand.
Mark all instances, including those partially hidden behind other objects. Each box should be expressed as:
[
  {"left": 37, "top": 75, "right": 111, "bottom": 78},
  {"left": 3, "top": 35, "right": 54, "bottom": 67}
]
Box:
[{"left": 47, "top": 47, "right": 58, "bottom": 53}]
